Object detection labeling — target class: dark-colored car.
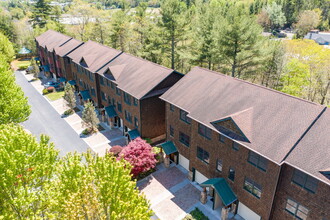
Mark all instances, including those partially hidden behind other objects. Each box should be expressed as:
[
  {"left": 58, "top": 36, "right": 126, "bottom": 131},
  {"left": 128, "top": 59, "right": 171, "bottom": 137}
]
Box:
[{"left": 44, "top": 81, "right": 60, "bottom": 88}]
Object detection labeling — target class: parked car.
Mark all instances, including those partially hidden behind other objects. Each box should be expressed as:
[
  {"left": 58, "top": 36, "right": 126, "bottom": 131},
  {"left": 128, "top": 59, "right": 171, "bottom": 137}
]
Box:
[
  {"left": 272, "top": 30, "right": 287, "bottom": 38},
  {"left": 44, "top": 81, "right": 60, "bottom": 88}
]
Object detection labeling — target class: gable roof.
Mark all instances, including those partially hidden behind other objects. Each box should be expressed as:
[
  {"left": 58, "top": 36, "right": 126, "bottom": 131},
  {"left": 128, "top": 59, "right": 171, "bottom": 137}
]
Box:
[
  {"left": 160, "top": 67, "right": 325, "bottom": 164},
  {"left": 284, "top": 108, "right": 329, "bottom": 184},
  {"left": 54, "top": 38, "right": 83, "bottom": 57},
  {"left": 211, "top": 107, "right": 253, "bottom": 142},
  {"left": 97, "top": 53, "right": 174, "bottom": 99},
  {"left": 67, "top": 40, "right": 122, "bottom": 73},
  {"left": 35, "top": 30, "right": 72, "bottom": 52}
]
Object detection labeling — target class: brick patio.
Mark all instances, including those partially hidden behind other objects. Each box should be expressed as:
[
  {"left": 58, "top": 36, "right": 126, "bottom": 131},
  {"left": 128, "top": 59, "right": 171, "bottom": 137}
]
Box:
[{"left": 137, "top": 164, "right": 221, "bottom": 220}]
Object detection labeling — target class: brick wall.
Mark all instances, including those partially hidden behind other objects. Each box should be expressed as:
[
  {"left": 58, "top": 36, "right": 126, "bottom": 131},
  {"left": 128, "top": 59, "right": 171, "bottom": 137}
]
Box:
[
  {"left": 165, "top": 102, "right": 281, "bottom": 219},
  {"left": 271, "top": 164, "right": 330, "bottom": 220},
  {"left": 140, "top": 96, "right": 165, "bottom": 139}
]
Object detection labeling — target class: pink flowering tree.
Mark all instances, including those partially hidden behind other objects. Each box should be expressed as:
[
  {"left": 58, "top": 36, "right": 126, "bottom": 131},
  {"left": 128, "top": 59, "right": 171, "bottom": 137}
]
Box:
[{"left": 119, "top": 138, "right": 157, "bottom": 177}]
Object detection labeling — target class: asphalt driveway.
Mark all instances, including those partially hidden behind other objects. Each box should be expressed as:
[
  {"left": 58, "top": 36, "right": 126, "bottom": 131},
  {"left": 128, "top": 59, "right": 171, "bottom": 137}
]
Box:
[{"left": 15, "top": 71, "right": 90, "bottom": 155}]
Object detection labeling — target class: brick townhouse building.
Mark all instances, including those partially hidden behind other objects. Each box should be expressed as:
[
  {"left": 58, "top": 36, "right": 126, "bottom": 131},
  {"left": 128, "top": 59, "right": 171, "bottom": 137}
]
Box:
[
  {"left": 36, "top": 31, "right": 329, "bottom": 219},
  {"left": 95, "top": 52, "right": 183, "bottom": 141},
  {"left": 36, "top": 30, "right": 73, "bottom": 78},
  {"left": 37, "top": 31, "right": 183, "bottom": 142},
  {"left": 160, "top": 67, "right": 330, "bottom": 220},
  {"left": 54, "top": 38, "right": 83, "bottom": 81}
]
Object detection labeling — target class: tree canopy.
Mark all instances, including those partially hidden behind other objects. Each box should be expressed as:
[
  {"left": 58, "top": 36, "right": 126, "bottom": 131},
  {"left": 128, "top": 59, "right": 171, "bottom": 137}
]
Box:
[
  {"left": 0, "top": 124, "right": 152, "bottom": 219},
  {"left": 0, "top": 33, "right": 30, "bottom": 124}
]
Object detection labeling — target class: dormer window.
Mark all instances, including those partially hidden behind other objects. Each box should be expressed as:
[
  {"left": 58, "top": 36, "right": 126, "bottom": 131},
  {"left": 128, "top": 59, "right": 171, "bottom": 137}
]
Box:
[
  {"left": 79, "top": 57, "right": 88, "bottom": 67},
  {"left": 180, "top": 109, "right": 191, "bottom": 124}
]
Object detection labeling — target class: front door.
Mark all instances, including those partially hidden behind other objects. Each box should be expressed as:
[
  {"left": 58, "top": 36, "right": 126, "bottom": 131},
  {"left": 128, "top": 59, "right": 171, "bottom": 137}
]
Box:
[
  {"left": 114, "top": 116, "right": 120, "bottom": 127},
  {"left": 192, "top": 168, "right": 196, "bottom": 182},
  {"left": 169, "top": 153, "right": 175, "bottom": 163}
]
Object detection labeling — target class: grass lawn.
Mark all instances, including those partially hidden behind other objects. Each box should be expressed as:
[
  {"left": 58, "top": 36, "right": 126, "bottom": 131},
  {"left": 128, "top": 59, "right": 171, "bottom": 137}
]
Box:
[
  {"left": 45, "top": 91, "right": 64, "bottom": 101},
  {"left": 16, "top": 60, "right": 31, "bottom": 70}
]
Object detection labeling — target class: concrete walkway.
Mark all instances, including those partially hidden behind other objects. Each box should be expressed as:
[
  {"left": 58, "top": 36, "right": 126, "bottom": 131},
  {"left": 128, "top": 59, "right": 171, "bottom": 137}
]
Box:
[{"left": 20, "top": 71, "right": 126, "bottom": 155}]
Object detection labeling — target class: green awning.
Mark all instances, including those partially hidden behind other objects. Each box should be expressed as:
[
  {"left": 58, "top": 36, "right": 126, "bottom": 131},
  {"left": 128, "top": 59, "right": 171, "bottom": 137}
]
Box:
[
  {"left": 104, "top": 105, "right": 117, "bottom": 118},
  {"left": 159, "top": 141, "right": 178, "bottom": 155},
  {"left": 200, "top": 178, "right": 237, "bottom": 207},
  {"left": 68, "top": 80, "right": 76, "bottom": 86},
  {"left": 128, "top": 129, "right": 140, "bottom": 140},
  {"left": 42, "top": 65, "right": 50, "bottom": 72},
  {"left": 80, "top": 90, "right": 91, "bottom": 101}
]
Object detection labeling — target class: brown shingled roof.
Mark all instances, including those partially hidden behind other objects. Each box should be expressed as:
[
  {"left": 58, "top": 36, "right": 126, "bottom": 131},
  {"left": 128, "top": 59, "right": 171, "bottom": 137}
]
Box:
[
  {"left": 35, "top": 30, "right": 72, "bottom": 52},
  {"left": 66, "top": 40, "right": 122, "bottom": 73},
  {"left": 285, "top": 108, "right": 329, "bottom": 184},
  {"left": 160, "top": 67, "right": 325, "bottom": 164},
  {"left": 97, "top": 53, "right": 174, "bottom": 99},
  {"left": 54, "top": 38, "right": 83, "bottom": 57}
]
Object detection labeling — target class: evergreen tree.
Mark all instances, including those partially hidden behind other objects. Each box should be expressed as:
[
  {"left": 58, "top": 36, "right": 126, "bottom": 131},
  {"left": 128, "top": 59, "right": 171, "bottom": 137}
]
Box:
[
  {"left": 158, "top": 0, "right": 188, "bottom": 69},
  {"left": 63, "top": 83, "right": 76, "bottom": 114},
  {"left": 213, "top": 6, "right": 264, "bottom": 78},
  {"left": 81, "top": 101, "right": 99, "bottom": 133},
  {"left": 191, "top": 0, "right": 221, "bottom": 69},
  {"left": 139, "top": 21, "right": 164, "bottom": 65},
  {"left": 260, "top": 40, "right": 285, "bottom": 88},
  {"left": 29, "top": 0, "right": 53, "bottom": 28},
  {"left": 131, "top": 2, "right": 149, "bottom": 55},
  {"left": 283, "top": 0, "right": 298, "bottom": 27},
  {"left": 109, "top": 7, "right": 131, "bottom": 51}
]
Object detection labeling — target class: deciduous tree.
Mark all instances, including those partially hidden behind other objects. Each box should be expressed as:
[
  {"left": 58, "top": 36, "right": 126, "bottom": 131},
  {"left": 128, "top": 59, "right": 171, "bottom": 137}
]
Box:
[
  {"left": 81, "top": 101, "right": 99, "bottom": 132},
  {"left": 294, "top": 10, "right": 321, "bottom": 38},
  {"left": 30, "top": 58, "right": 40, "bottom": 78},
  {"left": 63, "top": 83, "right": 76, "bottom": 113},
  {"left": 0, "top": 32, "right": 14, "bottom": 63},
  {"left": 0, "top": 35, "right": 30, "bottom": 124},
  {"left": 280, "top": 58, "right": 310, "bottom": 98},
  {"left": 0, "top": 124, "right": 152, "bottom": 219},
  {"left": 119, "top": 137, "right": 157, "bottom": 177},
  {"left": 0, "top": 124, "right": 59, "bottom": 219}
]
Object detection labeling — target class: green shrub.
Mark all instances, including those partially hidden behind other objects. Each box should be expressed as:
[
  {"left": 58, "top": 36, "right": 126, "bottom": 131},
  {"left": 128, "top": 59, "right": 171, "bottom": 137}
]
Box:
[
  {"left": 183, "top": 214, "right": 194, "bottom": 220},
  {"left": 18, "top": 64, "right": 29, "bottom": 70},
  {"left": 188, "top": 208, "right": 209, "bottom": 220},
  {"left": 81, "top": 128, "right": 93, "bottom": 136},
  {"left": 42, "top": 88, "right": 49, "bottom": 95},
  {"left": 144, "top": 138, "right": 152, "bottom": 144},
  {"left": 47, "top": 87, "right": 55, "bottom": 93},
  {"left": 63, "top": 109, "right": 74, "bottom": 116}
]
